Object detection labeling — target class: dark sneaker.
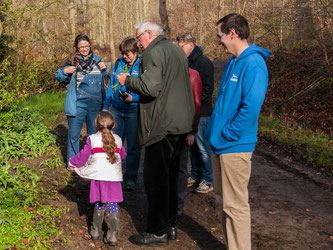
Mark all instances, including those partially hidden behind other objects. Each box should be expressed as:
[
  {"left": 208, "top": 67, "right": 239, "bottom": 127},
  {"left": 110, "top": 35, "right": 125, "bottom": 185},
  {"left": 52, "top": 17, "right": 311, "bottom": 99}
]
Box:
[
  {"left": 187, "top": 177, "right": 197, "bottom": 187},
  {"left": 176, "top": 208, "right": 183, "bottom": 218},
  {"left": 129, "top": 232, "right": 168, "bottom": 246},
  {"left": 124, "top": 180, "right": 135, "bottom": 191},
  {"left": 167, "top": 227, "right": 177, "bottom": 240},
  {"left": 195, "top": 180, "right": 214, "bottom": 194}
]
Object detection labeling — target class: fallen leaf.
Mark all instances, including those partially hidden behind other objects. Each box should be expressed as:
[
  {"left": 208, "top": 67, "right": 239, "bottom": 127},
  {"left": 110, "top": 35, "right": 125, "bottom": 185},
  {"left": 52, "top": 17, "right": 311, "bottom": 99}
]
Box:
[
  {"left": 65, "top": 215, "right": 70, "bottom": 220},
  {"left": 27, "top": 207, "right": 34, "bottom": 212},
  {"left": 268, "top": 211, "right": 276, "bottom": 215},
  {"left": 79, "top": 230, "right": 84, "bottom": 234},
  {"left": 79, "top": 215, "right": 86, "bottom": 220},
  {"left": 22, "top": 239, "right": 29, "bottom": 245},
  {"left": 89, "top": 243, "right": 95, "bottom": 247},
  {"left": 330, "top": 236, "right": 333, "bottom": 240},
  {"left": 81, "top": 226, "right": 88, "bottom": 230},
  {"left": 210, "top": 227, "right": 217, "bottom": 232}
]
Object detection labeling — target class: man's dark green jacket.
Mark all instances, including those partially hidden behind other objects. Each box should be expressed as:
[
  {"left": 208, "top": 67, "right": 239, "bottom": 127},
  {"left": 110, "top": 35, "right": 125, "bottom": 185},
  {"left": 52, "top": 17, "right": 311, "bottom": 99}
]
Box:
[{"left": 125, "top": 35, "right": 195, "bottom": 146}]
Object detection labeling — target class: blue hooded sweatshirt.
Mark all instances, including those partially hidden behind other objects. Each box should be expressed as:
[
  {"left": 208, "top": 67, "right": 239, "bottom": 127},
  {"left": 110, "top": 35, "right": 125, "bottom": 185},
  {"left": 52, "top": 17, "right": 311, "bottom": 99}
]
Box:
[
  {"left": 205, "top": 44, "right": 271, "bottom": 154},
  {"left": 103, "top": 55, "right": 140, "bottom": 110}
]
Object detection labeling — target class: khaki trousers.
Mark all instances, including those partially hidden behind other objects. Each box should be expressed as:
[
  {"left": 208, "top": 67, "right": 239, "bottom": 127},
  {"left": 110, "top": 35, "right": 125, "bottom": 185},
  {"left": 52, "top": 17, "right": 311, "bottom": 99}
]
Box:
[{"left": 212, "top": 152, "right": 253, "bottom": 250}]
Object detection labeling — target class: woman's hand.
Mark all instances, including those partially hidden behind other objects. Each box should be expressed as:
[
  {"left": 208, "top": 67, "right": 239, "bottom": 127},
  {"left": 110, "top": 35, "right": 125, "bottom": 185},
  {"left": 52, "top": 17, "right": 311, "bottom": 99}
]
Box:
[
  {"left": 120, "top": 93, "right": 133, "bottom": 103},
  {"left": 98, "top": 62, "right": 106, "bottom": 70},
  {"left": 64, "top": 66, "right": 76, "bottom": 74}
]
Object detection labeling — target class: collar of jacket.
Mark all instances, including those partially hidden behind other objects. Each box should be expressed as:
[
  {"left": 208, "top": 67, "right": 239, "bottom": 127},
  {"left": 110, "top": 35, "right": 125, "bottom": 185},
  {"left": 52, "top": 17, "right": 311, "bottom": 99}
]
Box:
[
  {"left": 142, "top": 35, "right": 166, "bottom": 55},
  {"left": 188, "top": 46, "right": 202, "bottom": 63}
]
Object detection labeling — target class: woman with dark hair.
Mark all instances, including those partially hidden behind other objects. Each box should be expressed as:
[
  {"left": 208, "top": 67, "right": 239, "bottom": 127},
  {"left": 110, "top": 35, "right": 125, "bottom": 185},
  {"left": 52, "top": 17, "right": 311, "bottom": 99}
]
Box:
[
  {"left": 55, "top": 34, "right": 108, "bottom": 170},
  {"left": 103, "top": 37, "right": 141, "bottom": 191}
]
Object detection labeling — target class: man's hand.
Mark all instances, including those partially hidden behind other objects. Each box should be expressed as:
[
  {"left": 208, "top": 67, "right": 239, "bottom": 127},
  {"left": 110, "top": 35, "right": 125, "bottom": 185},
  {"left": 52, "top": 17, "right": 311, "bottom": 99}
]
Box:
[
  {"left": 117, "top": 73, "right": 130, "bottom": 86},
  {"left": 186, "top": 133, "right": 195, "bottom": 146}
]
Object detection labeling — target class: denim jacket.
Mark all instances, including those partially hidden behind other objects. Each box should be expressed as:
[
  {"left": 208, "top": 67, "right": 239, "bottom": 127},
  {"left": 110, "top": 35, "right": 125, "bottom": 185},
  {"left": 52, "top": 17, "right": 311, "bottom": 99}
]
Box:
[{"left": 55, "top": 54, "right": 108, "bottom": 116}]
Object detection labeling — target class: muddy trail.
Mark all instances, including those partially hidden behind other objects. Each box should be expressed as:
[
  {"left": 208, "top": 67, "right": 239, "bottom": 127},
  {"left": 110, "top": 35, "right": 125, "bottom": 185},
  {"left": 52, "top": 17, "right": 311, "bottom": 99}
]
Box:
[{"left": 47, "top": 113, "right": 333, "bottom": 249}]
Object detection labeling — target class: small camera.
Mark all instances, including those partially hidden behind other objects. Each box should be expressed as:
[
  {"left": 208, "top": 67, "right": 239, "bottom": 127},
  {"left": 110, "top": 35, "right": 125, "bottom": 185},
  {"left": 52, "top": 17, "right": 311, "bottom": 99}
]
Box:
[{"left": 119, "top": 91, "right": 128, "bottom": 99}]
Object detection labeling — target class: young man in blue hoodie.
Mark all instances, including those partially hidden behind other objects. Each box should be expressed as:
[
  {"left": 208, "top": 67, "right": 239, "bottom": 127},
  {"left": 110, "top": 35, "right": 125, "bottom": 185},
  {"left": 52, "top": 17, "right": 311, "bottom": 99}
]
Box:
[{"left": 205, "top": 14, "right": 271, "bottom": 250}]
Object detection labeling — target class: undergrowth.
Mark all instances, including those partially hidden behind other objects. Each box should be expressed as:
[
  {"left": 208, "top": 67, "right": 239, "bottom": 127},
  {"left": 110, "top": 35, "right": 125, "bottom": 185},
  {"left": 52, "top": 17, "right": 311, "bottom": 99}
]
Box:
[
  {"left": 0, "top": 93, "right": 66, "bottom": 248},
  {"left": 259, "top": 116, "right": 333, "bottom": 176}
]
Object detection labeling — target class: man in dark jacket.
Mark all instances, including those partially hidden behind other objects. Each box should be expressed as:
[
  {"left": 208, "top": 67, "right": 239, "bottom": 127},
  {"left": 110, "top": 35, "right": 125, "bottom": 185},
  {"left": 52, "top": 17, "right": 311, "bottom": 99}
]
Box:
[
  {"left": 117, "top": 21, "right": 195, "bottom": 246},
  {"left": 177, "top": 33, "right": 215, "bottom": 194}
]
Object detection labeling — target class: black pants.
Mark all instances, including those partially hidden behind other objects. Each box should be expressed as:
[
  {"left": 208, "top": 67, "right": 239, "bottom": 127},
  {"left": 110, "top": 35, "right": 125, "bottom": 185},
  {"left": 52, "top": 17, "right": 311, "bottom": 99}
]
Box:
[
  {"left": 177, "top": 144, "right": 189, "bottom": 211},
  {"left": 143, "top": 134, "right": 186, "bottom": 236}
]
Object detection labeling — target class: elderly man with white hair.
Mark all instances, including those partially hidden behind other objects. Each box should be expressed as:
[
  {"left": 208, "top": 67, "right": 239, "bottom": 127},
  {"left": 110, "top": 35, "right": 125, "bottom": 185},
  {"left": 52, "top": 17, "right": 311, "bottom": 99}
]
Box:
[{"left": 117, "top": 21, "right": 195, "bottom": 246}]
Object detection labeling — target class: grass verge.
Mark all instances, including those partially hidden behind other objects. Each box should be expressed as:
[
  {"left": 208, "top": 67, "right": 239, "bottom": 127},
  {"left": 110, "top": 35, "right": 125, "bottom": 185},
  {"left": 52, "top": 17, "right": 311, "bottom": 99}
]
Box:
[
  {"left": 18, "top": 91, "right": 66, "bottom": 125},
  {"left": 259, "top": 116, "right": 333, "bottom": 176}
]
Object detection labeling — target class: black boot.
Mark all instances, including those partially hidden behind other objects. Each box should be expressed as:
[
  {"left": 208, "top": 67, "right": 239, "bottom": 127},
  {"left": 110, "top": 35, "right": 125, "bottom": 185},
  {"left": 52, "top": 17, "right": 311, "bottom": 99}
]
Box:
[
  {"left": 90, "top": 208, "right": 104, "bottom": 240},
  {"left": 104, "top": 212, "right": 119, "bottom": 246}
]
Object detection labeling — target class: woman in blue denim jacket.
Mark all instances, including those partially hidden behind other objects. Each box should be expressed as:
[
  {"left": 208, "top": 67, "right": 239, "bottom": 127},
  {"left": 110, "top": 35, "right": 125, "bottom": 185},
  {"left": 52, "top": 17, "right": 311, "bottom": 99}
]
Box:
[
  {"left": 103, "top": 37, "right": 141, "bottom": 190},
  {"left": 55, "top": 34, "right": 108, "bottom": 170}
]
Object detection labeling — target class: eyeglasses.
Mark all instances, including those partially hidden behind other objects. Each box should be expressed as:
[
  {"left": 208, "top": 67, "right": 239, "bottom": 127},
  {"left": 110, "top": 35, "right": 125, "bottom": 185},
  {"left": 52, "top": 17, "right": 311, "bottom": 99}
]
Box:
[
  {"left": 136, "top": 31, "right": 146, "bottom": 42},
  {"left": 217, "top": 33, "right": 225, "bottom": 38},
  {"left": 78, "top": 45, "right": 90, "bottom": 50}
]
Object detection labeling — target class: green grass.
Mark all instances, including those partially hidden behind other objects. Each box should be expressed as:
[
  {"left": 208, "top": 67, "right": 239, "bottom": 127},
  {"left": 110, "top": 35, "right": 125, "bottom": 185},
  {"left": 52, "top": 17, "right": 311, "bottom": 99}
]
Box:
[
  {"left": 0, "top": 91, "right": 68, "bottom": 248},
  {"left": 259, "top": 116, "right": 333, "bottom": 175},
  {"left": 18, "top": 91, "right": 66, "bottom": 124}
]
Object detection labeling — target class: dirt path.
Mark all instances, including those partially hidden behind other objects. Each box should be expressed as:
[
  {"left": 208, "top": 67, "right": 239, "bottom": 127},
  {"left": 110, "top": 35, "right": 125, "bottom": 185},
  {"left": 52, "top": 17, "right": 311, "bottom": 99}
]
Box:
[{"left": 49, "top": 114, "right": 333, "bottom": 249}]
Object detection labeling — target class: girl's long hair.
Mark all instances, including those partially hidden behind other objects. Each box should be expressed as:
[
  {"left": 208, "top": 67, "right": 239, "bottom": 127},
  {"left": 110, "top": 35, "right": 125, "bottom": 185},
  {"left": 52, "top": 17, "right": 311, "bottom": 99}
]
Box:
[{"left": 95, "top": 111, "right": 117, "bottom": 164}]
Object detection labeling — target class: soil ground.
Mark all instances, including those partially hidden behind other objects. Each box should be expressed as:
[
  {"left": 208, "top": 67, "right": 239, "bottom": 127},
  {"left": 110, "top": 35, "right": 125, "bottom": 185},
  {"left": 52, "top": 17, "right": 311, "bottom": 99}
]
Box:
[{"left": 46, "top": 113, "right": 333, "bottom": 249}]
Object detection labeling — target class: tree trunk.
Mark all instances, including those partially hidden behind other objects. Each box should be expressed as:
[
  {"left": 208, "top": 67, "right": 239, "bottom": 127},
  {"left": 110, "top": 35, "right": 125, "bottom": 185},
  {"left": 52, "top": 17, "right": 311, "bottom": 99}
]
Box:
[
  {"left": 68, "top": 0, "right": 76, "bottom": 41},
  {"left": 159, "top": 0, "right": 170, "bottom": 38},
  {"left": 294, "top": 0, "right": 316, "bottom": 42},
  {"left": 108, "top": 0, "right": 116, "bottom": 63}
]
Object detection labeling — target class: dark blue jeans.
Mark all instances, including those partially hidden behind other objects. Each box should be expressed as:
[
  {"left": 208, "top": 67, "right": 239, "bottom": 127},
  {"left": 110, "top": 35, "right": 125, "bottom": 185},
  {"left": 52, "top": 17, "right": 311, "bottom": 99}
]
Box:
[
  {"left": 67, "top": 95, "right": 101, "bottom": 165},
  {"left": 189, "top": 116, "right": 213, "bottom": 184},
  {"left": 111, "top": 106, "right": 140, "bottom": 182}
]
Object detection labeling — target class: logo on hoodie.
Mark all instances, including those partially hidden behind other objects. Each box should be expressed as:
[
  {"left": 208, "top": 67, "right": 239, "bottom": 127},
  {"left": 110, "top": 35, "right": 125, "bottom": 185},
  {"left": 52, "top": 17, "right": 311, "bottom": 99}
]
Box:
[{"left": 230, "top": 74, "right": 238, "bottom": 82}]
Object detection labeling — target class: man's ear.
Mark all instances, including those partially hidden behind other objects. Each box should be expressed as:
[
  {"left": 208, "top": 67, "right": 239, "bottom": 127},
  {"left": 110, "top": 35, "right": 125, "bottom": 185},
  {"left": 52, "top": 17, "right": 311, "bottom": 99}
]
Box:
[
  {"left": 230, "top": 28, "right": 237, "bottom": 39},
  {"left": 146, "top": 30, "right": 153, "bottom": 39}
]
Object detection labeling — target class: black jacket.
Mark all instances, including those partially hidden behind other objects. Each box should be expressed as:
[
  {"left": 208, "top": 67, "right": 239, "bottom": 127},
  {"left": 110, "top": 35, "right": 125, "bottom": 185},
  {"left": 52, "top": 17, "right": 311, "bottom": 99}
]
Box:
[{"left": 188, "top": 46, "right": 214, "bottom": 117}]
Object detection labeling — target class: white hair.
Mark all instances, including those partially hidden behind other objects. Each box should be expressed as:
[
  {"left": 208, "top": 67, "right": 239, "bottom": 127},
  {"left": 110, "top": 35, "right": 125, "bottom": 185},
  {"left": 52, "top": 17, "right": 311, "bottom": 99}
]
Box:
[{"left": 135, "top": 21, "right": 164, "bottom": 36}]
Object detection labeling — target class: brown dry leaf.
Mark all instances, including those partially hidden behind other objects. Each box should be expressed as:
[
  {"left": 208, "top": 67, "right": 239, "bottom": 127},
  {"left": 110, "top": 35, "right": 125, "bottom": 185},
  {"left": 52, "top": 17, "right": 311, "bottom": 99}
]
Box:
[
  {"left": 65, "top": 215, "right": 70, "bottom": 220},
  {"left": 81, "top": 226, "right": 88, "bottom": 230},
  {"left": 27, "top": 207, "right": 34, "bottom": 212},
  {"left": 330, "top": 236, "right": 333, "bottom": 240},
  {"left": 79, "top": 215, "right": 86, "bottom": 220},
  {"left": 89, "top": 243, "right": 95, "bottom": 247},
  {"left": 268, "top": 211, "right": 276, "bottom": 215},
  {"left": 79, "top": 230, "right": 84, "bottom": 234},
  {"left": 22, "top": 239, "right": 29, "bottom": 245}
]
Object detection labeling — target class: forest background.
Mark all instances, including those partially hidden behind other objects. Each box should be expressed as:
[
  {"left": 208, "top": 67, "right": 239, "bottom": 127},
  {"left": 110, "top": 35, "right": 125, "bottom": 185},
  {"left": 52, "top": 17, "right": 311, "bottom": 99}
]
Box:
[
  {"left": 0, "top": 0, "right": 332, "bottom": 167},
  {"left": 0, "top": 0, "right": 332, "bottom": 248}
]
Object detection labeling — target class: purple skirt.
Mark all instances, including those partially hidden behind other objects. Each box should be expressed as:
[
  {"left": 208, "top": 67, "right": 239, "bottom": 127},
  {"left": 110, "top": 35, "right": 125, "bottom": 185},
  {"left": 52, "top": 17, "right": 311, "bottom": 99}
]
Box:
[{"left": 89, "top": 180, "right": 123, "bottom": 203}]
